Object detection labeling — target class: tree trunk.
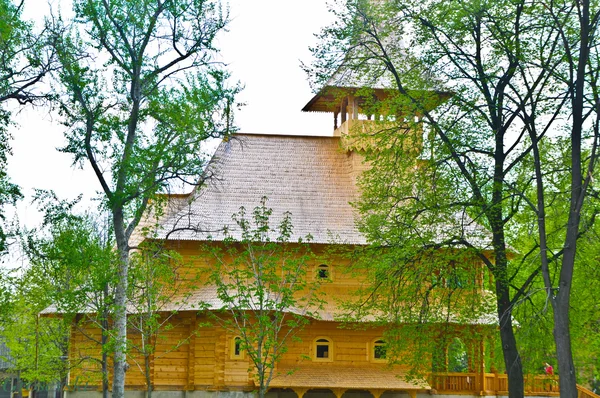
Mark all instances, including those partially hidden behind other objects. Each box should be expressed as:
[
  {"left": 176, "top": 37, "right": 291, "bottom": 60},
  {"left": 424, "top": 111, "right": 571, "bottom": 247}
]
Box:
[
  {"left": 553, "top": 214, "right": 579, "bottom": 398},
  {"left": 554, "top": 286, "right": 577, "bottom": 398},
  {"left": 551, "top": 0, "right": 589, "bottom": 395},
  {"left": 145, "top": 354, "right": 152, "bottom": 398},
  {"left": 112, "top": 211, "right": 130, "bottom": 398},
  {"left": 496, "top": 279, "right": 524, "bottom": 398},
  {"left": 102, "top": 291, "right": 110, "bottom": 398}
]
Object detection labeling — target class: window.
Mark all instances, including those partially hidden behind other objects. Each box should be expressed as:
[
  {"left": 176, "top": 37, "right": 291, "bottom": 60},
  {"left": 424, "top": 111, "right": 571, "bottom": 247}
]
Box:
[
  {"left": 231, "top": 336, "right": 244, "bottom": 359},
  {"left": 433, "top": 261, "right": 474, "bottom": 289},
  {"left": 317, "top": 264, "right": 330, "bottom": 280},
  {"left": 314, "top": 337, "right": 332, "bottom": 361},
  {"left": 373, "top": 339, "right": 387, "bottom": 360}
]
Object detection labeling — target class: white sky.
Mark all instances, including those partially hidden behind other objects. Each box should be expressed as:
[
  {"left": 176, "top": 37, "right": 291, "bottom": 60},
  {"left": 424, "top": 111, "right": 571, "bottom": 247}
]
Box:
[{"left": 5, "top": 0, "right": 335, "bottom": 238}]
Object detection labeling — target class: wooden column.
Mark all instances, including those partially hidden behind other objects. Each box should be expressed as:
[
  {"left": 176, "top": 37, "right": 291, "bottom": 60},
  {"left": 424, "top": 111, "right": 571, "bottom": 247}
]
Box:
[
  {"left": 407, "top": 391, "right": 416, "bottom": 398},
  {"left": 186, "top": 314, "right": 197, "bottom": 390},
  {"left": 488, "top": 333, "right": 497, "bottom": 373},
  {"left": 477, "top": 336, "right": 485, "bottom": 395},
  {"left": 334, "top": 111, "right": 339, "bottom": 129},
  {"left": 348, "top": 95, "right": 355, "bottom": 120}
]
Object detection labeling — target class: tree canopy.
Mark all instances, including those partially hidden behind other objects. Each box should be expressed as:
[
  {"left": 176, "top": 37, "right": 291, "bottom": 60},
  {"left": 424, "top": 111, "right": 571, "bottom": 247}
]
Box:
[
  {"left": 307, "top": 1, "right": 600, "bottom": 397},
  {"left": 50, "top": 1, "right": 239, "bottom": 396}
]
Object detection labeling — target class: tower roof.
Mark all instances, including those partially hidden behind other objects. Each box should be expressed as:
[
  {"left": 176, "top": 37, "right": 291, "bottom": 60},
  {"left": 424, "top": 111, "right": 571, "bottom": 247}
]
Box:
[{"left": 301, "top": 85, "right": 452, "bottom": 113}]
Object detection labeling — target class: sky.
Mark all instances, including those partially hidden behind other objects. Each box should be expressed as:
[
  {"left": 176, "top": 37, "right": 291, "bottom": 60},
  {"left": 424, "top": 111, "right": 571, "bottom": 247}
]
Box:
[{"left": 5, "top": 0, "right": 335, "bottom": 242}]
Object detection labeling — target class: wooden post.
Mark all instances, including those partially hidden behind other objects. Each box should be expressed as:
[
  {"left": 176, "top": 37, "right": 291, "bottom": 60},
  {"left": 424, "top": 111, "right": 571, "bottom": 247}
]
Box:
[
  {"left": 348, "top": 95, "right": 355, "bottom": 120},
  {"left": 186, "top": 314, "right": 197, "bottom": 390},
  {"left": 488, "top": 333, "right": 497, "bottom": 373},
  {"left": 407, "top": 390, "right": 417, "bottom": 398},
  {"left": 334, "top": 111, "right": 339, "bottom": 130},
  {"left": 341, "top": 98, "right": 347, "bottom": 124},
  {"left": 478, "top": 338, "right": 486, "bottom": 395}
]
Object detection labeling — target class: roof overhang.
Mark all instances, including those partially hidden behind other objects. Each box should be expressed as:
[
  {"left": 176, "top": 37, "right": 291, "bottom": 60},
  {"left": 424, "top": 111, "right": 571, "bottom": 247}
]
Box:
[
  {"left": 302, "top": 85, "right": 452, "bottom": 113},
  {"left": 267, "top": 365, "right": 430, "bottom": 391}
]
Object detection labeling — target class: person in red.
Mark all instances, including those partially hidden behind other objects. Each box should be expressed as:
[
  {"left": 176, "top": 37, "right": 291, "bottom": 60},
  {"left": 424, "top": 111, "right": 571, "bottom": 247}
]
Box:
[{"left": 545, "top": 362, "right": 554, "bottom": 376}]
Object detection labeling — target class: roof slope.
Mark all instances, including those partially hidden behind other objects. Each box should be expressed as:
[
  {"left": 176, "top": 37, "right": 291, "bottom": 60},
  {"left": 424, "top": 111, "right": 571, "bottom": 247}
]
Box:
[{"left": 157, "top": 134, "right": 366, "bottom": 245}]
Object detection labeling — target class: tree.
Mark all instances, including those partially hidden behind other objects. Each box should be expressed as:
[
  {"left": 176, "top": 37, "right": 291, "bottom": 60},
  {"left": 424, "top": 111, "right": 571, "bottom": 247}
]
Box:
[
  {"left": 127, "top": 241, "right": 196, "bottom": 398},
  {"left": 0, "top": 0, "right": 59, "bottom": 252},
  {"left": 19, "top": 191, "right": 116, "bottom": 398},
  {"left": 201, "top": 199, "right": 324, "bottom": 398},
  {"left": 519, "top": 1, "right": 600, "bottom": 395},
  {"left": 306, "top": 1, "right": 598, "bottom": 397},
  {"left": 51, "top": 1, "right": 239, "bottom": 397}
]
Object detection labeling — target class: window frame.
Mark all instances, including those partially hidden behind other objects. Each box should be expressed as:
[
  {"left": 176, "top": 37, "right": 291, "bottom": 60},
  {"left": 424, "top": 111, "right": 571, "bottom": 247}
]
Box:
[
  {"left": 371, "top": 338, "right": 387, "bottom": 362},
  {"left": 316, "top": 264, "right": 332, "bottom": 281},
  {"left": 313, "top": 336, "right": 333, "bottom": 362},
  {"left": 230, "top": 336, "right": 245, "bottom": 360}
]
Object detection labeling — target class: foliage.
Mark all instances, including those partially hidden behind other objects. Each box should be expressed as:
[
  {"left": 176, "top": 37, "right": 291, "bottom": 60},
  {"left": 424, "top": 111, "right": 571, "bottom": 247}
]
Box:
[
  {"left": 127, "top": 241, "right": 196, "bottom": 398},
  {"left": 307, "top": 1, "right": 600, "bottom": 397},
  {"left": 2, "top": 191, "right": 117, "bottom": 396},
  {"left": 0, "top": 0, "right": 58, "bottom": 253},
  {"left": 201, "top": 198, "right": 324, "bottom": 398},
  {"left": 50, "top": 1, "right": 239, "bottom": 396},
  {"left": 11, "top": 191, "right": 116, "bottom": 394}
]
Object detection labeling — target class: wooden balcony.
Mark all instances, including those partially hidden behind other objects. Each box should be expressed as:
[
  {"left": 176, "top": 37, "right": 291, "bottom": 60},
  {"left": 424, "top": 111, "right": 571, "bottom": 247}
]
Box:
[{"left": 430, "top": 372, "right": 599, "bottom": 397}]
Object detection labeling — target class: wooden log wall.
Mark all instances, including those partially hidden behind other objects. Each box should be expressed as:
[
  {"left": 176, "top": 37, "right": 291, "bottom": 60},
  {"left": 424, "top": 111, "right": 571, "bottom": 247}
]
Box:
[
  {"left": 69, "top": 312, "right": 253, "bottom": 391},
  {"left": 67, "top": 242, "right": 489, "bottom": 392}
]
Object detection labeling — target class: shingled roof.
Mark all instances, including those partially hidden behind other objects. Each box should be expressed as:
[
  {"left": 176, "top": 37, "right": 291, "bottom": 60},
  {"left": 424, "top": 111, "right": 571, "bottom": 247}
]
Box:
[
  {"left": 267, "top": 364, "right": 430, "bottom": 391},
  {"left": 156, "top": 134, "right": 366, "bottom": 245}
]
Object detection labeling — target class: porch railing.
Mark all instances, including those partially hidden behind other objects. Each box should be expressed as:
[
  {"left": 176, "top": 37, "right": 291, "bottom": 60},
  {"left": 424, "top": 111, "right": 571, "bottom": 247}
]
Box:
[{"left": 430, "top": 372, "right": 599, "bottom": 396}]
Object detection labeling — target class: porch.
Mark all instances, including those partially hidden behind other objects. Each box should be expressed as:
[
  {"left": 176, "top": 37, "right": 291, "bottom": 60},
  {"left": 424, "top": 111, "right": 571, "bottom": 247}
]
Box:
[
  {"left": 268, "top": 369, "right": 600, "bottom": 398},
  {"left": 430, "top": 372, "right": 598, "bottom": 397}
]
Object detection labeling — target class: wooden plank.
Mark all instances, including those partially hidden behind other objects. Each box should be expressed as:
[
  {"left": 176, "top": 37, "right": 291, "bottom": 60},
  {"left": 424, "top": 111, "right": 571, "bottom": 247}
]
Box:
[
  {"left": 153, "top": 358, "right": 189, "bottom": 365},
  {"left": 155, "top": 352, "right": 189, "bottom": 359},
  {"left": 155, "top": 366, "right": 188, "bottom": 372}
]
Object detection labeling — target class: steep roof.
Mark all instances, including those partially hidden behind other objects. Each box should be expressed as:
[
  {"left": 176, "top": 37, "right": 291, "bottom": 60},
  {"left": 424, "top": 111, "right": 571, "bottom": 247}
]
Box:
[{"left": 156, "top": 134, "right": 366, "bottom": 245}]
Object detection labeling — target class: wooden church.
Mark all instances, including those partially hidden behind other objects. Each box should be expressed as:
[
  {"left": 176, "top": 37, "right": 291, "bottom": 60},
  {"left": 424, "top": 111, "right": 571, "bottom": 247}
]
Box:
[{"left": 64, "top": 86, "right": 569, "bottom": 398}]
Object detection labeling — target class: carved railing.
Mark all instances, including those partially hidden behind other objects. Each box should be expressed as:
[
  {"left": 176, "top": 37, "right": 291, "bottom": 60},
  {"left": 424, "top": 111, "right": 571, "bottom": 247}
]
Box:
[
  {"left": 430, "top": 372, "right": 478, "bottom": 393},
  {"left": 430, "top": 373, "right": 600, "bottom": 397},
  {"left": 578, "top": 385, "right": 600, "bottom": 398}
]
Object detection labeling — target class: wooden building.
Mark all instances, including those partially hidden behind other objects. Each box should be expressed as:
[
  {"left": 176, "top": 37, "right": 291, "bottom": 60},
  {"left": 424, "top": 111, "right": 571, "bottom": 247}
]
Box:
[{"left": 63, "top": 87, "right": 587, "bottom": 398}]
